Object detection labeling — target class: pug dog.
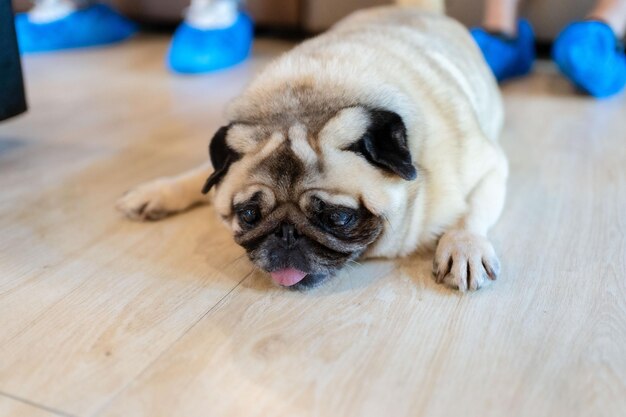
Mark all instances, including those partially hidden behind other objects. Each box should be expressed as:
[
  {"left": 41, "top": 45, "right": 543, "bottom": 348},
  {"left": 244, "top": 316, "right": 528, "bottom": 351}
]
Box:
[{"left": 116, "top": 2, "right": 508, "bottom": 292}]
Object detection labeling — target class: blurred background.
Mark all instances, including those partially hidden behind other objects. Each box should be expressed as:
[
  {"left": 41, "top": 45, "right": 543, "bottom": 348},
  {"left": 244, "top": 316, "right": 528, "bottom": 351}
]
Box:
[{"left": 11, "top": 0, "right": 599, "bottom": 41}]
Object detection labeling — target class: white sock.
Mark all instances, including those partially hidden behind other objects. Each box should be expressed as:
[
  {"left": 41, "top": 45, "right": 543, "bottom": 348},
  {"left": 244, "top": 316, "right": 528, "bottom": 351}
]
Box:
[
  {"left": 185, "top": 0, "right": 239, "bottom": 30},
  {"left": 28, "top": 0, "right": 78, "bottom": 23}
]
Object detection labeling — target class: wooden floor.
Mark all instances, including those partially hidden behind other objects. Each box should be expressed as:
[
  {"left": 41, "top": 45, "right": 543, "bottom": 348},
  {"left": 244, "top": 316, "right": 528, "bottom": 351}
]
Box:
[{"left": 1, "top": 35, "right": 625, "bottom": 417}]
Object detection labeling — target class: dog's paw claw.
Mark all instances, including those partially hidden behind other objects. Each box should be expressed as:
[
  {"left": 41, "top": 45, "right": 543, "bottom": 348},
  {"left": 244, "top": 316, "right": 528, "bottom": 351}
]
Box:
[
  {"left": 433, "top": 230, "right": 500, "bottom": 292},
  {"left": 482, "top": 256, "right": 500, "bottom": 281},
  {"left": 433, "top": 257, "right": 453, "bottom": 284}
]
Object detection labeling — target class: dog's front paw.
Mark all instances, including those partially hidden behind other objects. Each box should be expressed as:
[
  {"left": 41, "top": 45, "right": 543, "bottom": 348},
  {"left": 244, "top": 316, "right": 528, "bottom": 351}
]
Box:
[
  {"left": 116, "top": 178, "right": 186, "bottom": 221},
  {"left": 433, "top": 230, "right": 500, "bottom": 292}
]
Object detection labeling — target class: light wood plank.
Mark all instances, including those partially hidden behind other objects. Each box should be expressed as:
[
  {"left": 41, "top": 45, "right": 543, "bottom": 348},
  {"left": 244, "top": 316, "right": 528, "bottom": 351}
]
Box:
[{"left": 0, "top": 393, "right": 67, "bottom": 417}]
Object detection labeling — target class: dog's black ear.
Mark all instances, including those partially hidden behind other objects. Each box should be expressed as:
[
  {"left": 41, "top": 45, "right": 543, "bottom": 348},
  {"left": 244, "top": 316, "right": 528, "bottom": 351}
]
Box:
[
  {"left": 202, "top": 125, "right": 241, "bottom": 194},
  {"left": 347, "top": 110, "right": 417, "bottom": 181}
]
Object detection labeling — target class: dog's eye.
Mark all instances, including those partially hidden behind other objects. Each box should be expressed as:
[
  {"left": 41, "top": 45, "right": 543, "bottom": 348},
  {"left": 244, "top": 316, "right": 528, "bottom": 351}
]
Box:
[
  {"left": 238, "top": 207, "right": 261, "bottom": 226},
  {"left": 325, "top": 210, "right": 354, "bottom": 228}
]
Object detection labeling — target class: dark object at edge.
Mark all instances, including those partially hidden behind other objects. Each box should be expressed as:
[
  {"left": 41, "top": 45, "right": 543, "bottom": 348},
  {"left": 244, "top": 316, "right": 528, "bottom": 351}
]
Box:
[{"left": 0, "top": 0, "right": 27, "bottom": 122}]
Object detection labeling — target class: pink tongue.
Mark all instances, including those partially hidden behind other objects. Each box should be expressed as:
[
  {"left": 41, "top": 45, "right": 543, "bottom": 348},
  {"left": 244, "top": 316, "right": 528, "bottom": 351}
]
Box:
[{"left": 270, "top": 268, "right": 307, "bottom": 286}]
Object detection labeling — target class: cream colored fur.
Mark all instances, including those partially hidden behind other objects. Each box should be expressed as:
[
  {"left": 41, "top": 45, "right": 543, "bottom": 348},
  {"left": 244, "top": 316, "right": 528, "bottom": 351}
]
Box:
[{"left": 116, "top": 3, "right": 508, "bottom": 292}]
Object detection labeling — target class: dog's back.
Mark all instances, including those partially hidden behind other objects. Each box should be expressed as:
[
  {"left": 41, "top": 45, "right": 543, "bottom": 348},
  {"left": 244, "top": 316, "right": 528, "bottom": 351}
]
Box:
[{"left": 229, "top": 6, "right": 502, "bottom": 146}]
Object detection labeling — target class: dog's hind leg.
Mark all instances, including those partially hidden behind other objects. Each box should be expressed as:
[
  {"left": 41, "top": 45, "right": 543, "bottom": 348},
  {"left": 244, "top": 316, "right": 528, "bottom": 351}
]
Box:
[
  {"left": 432, "top": 154, "right": 508, "bottom": 292},
  {"left": 116, "top": 162, "right": 213, "bottom": 221}
]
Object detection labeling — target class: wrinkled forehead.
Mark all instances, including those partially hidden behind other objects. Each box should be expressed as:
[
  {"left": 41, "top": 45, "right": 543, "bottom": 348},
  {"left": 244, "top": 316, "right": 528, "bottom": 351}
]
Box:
[
  {"left": 212, "top": 106, "right": 396, "bottom": 217},
  {"left": 227, "top": 126, "right": 314, "bottom": 206}
]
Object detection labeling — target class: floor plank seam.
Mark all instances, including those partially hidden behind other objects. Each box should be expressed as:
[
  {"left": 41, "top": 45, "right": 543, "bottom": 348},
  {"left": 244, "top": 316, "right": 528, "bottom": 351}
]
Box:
[
  {"left": 0, "top": 390, "right": 78, "bottom": 417},
  {"left": 88, "top": 269, "right": 255, "bottom": 417}
]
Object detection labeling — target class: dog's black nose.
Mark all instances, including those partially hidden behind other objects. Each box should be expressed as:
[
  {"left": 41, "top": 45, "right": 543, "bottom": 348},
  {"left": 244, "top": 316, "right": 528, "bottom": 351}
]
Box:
[{"left": 275, "top": 223, "right": 300, "bottom": 248}]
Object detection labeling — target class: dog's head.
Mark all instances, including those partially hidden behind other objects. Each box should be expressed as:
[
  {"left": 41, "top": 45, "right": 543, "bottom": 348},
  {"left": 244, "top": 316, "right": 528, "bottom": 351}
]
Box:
[{"left": 203, "top": 106, "right": 417, "bottom": 289}]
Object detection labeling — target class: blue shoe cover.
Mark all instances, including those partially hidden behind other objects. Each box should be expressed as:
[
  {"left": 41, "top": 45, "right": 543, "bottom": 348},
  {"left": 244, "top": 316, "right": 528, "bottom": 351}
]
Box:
[
  {"left": 167, "top": 12, "right": 253, "bottom": 74},
  {"left": 15, "top": 3, "right": 137, "bottom": 53},
  {"left": 553, "top": 21, "right": 626, "bottom": 98},
  {"left": 471, "top": 19, "right": 535, "bottom": 82}
]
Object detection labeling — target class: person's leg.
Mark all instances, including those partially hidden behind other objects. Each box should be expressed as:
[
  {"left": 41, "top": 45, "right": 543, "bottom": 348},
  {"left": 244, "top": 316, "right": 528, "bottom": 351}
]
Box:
[
  {"left": 482, "top": 0, "right": 520, "bottom": 36},
  {"left": 185, "top": 0, "right": 236, "bottom": 29},
  {"left": 588, "top": 0, "right": 626, "bottom": 37},
  {"left": 470, "top": 0, "right": 535, "bottom": 82},
  {"left": 28, "top": 0, "right": 77, "bottom": 23},
  {"left": 15, "top": 0, "right": 136, "bottom": 53},
  {"left": 553, "top": 0, "right": 626, "bottom": 98},
  {"left": 167, "top": 0, "right": 253, "bottom": 74}
]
